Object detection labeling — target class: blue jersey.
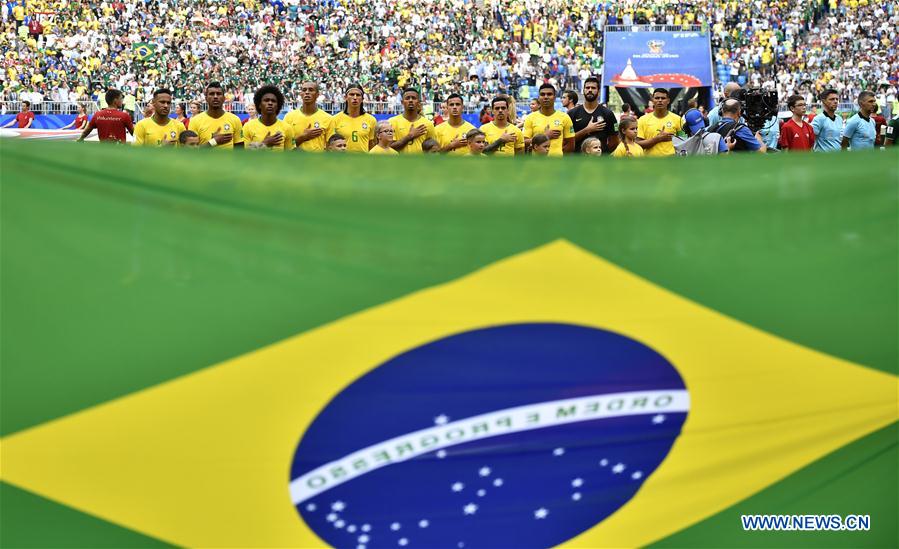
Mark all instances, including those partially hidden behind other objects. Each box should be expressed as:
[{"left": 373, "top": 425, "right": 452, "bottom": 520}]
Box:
[
  {"left": 811, "top": 113, "right": 843, "bottom": 152},
  {"left": 842, "top": 113, "right": 876, "bottom": 150}
]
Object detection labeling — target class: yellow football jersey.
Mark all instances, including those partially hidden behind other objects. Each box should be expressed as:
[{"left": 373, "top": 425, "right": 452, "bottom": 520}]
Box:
[
  {"left": 636, "top": 112, "right": 684, "bottom": 156},
  {"left": 523, "top": 110, "right": 574, "bottom": 157},
  {"left": 188, "top": 111, "right": 244, "bottom": 149},
  {"left": 284, "top": 108, "right": 334, "bottom": 152},
  {"left": 241, "top": 118, "right": 296, "bottom": 151},
  {"left": 435, "top": 120, "right": 477, "bottom": 156},
  {"left": 133, "top": 117, "right": 185, "bottom": 146},
  {"left": 369, "top": 145, "right": 399, "bottom": 155},
  {"left": 331, "top": 112, "right": 377, "bottom": 152},
  {"left": 480, "top": 122, "right": 525, "bottom": 156},
  {"left": 388, "top": 114, "right": 436, "bottom": 154}
]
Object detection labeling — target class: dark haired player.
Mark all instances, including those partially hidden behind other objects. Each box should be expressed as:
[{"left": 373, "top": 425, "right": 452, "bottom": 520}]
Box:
[
  {"left": 435, "top": 93, "right": 476, "bottom": 155},
  {"left": 192, "top": 82, "right": 245, "bottom": 149},
  {"left": 331, "top": 84, "right": 378, "bottom": 152},
  {"left": 569, "top": 77, "right": 618, "bottom": 154},
  {"left": 481, "top": 95, "right": 524, "bottom": 156},
  {"left": 636, "top": 88, "right": 683, "bottom": 156},
  {"left": 284, "top": 80, "right": 333, "bottom": 152},
  {"left": 243, "top": 85, "right": 295, "bottom": 150},
  {"left": 77, "top": 89, "right": 134, "bottom": 143},
  {"left": 523, "top": 83, "right": 574, "bottom": 156},
  {"left": 388, "top": 87, "right": 436, "bottom": 154},
  {"left": 133, "top": 88, "right": 184, "bottom": 146}
]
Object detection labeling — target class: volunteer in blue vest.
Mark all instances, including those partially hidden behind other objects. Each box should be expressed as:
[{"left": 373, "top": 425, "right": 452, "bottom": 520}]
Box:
[{"left": 811, "top": 89, "right": 843, "bottom": 152}]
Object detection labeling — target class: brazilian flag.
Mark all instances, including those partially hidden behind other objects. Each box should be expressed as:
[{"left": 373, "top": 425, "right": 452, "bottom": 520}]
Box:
[
  {"left": 1, "top": 139, "right": 897, "bottom": 548},
  {"left": 133, "top": 42, "right": 157, "bottom": 61}
]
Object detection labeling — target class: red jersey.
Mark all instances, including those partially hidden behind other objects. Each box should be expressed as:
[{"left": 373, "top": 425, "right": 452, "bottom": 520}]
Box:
[
  {"left": 15, "top": 111, "right": 35, "bottom": 128},
  {"left": 779, "top": 118, "right": 815, "bottom": 151},
  {"left": 74, "top": 114, "right": 88, "bottom": 130},
  {"left": 87, "top": 108, "right": 134, "bottom": 142}
]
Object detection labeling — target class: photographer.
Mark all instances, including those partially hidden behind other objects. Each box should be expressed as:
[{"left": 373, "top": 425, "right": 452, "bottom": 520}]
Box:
[{"left": 710, "top": 99, "right": 766, "bottom": 153}]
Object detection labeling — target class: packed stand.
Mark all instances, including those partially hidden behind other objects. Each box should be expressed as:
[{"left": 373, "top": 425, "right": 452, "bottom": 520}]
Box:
[{"left": 1, "top": 0, "right": 897, "bottom": 114}]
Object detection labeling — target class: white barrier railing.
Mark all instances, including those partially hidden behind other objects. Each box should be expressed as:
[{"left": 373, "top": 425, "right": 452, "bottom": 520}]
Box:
[
  {"left": 1, "top": 100, "right": 867, "bottom": 118},
  {"left": 0, "top": 100, "right": 489, "bottom": 116}
]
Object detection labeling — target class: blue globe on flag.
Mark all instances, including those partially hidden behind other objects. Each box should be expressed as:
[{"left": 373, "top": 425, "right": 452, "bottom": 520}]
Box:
[{"left": 290, "top": 323, "right": 689, "bottom": 548}]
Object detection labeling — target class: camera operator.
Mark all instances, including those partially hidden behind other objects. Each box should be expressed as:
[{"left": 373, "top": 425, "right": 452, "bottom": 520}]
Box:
[
  {"left": 708, "top": 82, "right": 741, "bottom": 127},
  {"left": 711, "top": 99, "right": 767, "bottom": 153}
]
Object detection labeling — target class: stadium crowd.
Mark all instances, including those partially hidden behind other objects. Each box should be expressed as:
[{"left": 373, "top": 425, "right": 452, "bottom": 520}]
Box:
[{"left": 0, "top": 0, "right": 897, "bottom": 113}]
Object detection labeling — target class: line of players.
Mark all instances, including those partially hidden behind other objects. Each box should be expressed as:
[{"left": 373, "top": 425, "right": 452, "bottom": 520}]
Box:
[
  {"left": 75, "top": 78, "right": 638, "bottom": 156},
  {"left": 74, "top": 79, "right": 898, "bottom": 155}
]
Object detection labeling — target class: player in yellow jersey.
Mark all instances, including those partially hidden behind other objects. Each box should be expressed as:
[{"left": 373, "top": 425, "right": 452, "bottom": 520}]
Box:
[
  {"left": 242, "top": 85, "right": 295, "bottom": 151},
  {"left": 284, "top": 80, "right": 333, "bottom": 152},
  {"left": 523, "top": 83, "right": 575, "bottom": 156},
  {"left": 191, "top": 82, "right": 244, "bottom": 149},
  {"left": 636, "top": 88, "right": 684, "bottom": 156},
  {"left": 435, "top": 94, "right": 476, "bottom": 155},
  {"left": 370, "top": 122, "right": 399, "bottom": 155},
  {"left": 388, "top": 87, "right": 435, "bottom": 153},
  {"left": 133, "top": 88, "right": 185, "bottom": 146},
  {"left": 331, "top": 83, "right": 377, "bottom": 152},
  {"left": 481, "top": 95, "right": 525, "bottom": 156}
]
